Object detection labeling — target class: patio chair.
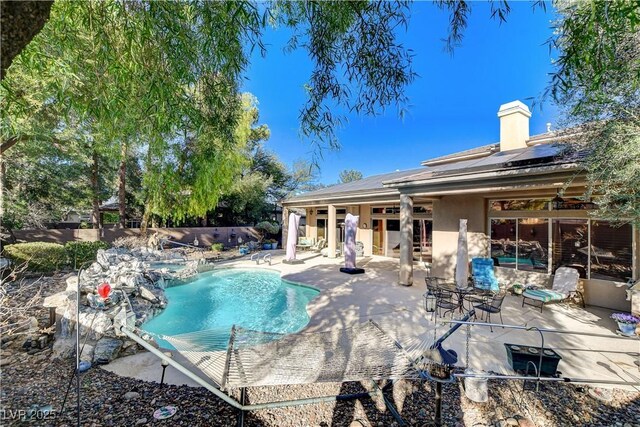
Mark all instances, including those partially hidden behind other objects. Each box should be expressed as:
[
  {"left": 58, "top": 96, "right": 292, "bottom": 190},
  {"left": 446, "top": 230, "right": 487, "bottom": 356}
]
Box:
[
  {"left": 473, "top": 291, "right": 506, "bottom": 332},
  {"left": 310, "top": 238, "right": 326, "bottom": 252},
  {"left": 471, "top": 258, "right": 500, "bottom": 292},
  {"left": 434, "top": 287, "right": 458, "bottom": 319},
  {"left": 521, "top": 266, "right": 584, "bottom": 312}
]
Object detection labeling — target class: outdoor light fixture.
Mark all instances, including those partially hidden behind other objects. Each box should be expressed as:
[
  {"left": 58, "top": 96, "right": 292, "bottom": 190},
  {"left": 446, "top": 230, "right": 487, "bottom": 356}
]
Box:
[
  {"left": 552, "top": 192, "right": 565, "bottom": 210},
  {"left": 425, "top": 291, "right": 437, "bottom": 313},
  {"left": 160, "top": 353, "right": 172, "bottom": 387}
]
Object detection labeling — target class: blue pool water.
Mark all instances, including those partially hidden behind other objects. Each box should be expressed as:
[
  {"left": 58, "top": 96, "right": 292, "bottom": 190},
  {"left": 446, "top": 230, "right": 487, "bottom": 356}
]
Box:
[{"left": 141, "top": 269, "right": 319, "bottom": 349}]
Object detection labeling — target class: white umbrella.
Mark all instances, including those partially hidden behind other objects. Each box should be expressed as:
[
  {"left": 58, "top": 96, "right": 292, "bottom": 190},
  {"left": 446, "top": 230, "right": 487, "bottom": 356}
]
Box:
[
  {"left": 344, "top": 213, "right": 358, "bottom": 269},
  {"left": 285, "top": 213, "right": 300, "bottom": 261},
  {"left": 455, "top": 219, "right": 469, "bottom": 289}
]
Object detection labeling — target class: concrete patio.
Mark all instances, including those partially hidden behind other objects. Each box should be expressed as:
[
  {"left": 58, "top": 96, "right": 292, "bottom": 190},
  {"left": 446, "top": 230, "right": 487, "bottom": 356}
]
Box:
[{"left": 106, "top": 250, "right": 640, "bottom": 392}]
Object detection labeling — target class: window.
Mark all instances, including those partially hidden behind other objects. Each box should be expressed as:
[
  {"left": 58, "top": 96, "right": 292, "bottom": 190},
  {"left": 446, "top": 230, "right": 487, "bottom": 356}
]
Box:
[
  {"left": 386, "top": 219, "right": 401, "bottom": 258},
  {"left": 490, "top": 200, "right": 634, "bottom": 281},
  {"left": 491, "top": 200, "right": 549, "bottom": 211},
  {"left": 553, "top": 197, "right": 598, "bottom": 210},
  {"left": 490, "top": 219, "right": 517, "bottom": 268},
  {"left": 317, "top": 219, "right": 326, "bottom": 240},
  {"left": 589, "top": 221, "right": 632, "bottom": 281},
  {"left": 413, "top": 219, "right": 433, "bottom": 262},
  {"left": 413, "top": 205, "right": 432, "bottom": 214},
  {"left": 517, "top": 218, "right": 548, "bottom": 272},
  {"left": 551, "top": 219, "right": 588, "bottom": 277}
]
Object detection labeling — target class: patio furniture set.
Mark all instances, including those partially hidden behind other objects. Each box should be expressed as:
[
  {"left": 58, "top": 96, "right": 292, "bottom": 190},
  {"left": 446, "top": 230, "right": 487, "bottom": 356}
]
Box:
[{"left": 424, "top": 258, "right": 583, "bottom": 331}]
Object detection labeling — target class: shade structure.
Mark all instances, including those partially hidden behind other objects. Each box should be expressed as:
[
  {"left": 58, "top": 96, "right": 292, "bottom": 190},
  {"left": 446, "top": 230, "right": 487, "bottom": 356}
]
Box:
[
  {"left": 455, "top": 219, "right": 469, "bottom": 290},
  {"left": 344, "top": 213, "right": 358, "bottom": 269},
  {"left": 285, "top": 213, "right": 301, "bottom": 261}
]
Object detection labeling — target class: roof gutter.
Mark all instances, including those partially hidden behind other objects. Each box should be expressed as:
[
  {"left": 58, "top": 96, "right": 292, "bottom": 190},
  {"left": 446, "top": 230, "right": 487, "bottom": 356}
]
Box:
[{"left": 282, "top": 189, "right": 401, "bottom": 206}]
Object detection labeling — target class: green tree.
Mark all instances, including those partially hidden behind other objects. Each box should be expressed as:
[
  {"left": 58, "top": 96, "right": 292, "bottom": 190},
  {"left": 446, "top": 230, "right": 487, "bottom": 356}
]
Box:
[
  {"left": 1, "top": 0, "right": 423, "bottom": 164},
  {"left": 338, "top": 169, "right": 363, "bottom": 184},
  {"left": 549, "top": 1, "right": 640, "bottom": 225}
]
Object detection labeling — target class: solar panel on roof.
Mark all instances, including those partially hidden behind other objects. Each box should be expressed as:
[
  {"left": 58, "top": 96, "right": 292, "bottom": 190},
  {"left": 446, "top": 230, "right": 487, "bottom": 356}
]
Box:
[{"left": 507, "top": 144, "right": 561, "bottom": 161}]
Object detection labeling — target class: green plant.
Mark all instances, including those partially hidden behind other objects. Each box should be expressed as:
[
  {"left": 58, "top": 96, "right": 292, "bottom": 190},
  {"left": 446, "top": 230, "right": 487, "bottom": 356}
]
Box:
[
  {"left": 211, "top": 243, "right": 224, "bottom": 252},
  {"left": 255, "top": 221, "right": 280, "bottom": 243},
  {"left": 3, "top": 242, "right": 67, "bottom": 272},
  {"left": 65, "top": 241, "right": 110, "bottom": 267}
]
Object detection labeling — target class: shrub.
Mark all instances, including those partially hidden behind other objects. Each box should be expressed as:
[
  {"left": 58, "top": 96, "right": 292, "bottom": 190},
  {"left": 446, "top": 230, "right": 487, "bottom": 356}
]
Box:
[
  {"left": 211, "top": 243, "right": 224, "bottom": 252},
  {"left": 65, "top": 241, "right": 110, "bottom": 267},
  {"left": 3, "top": 242, "right": 68, "bottom": 272}
]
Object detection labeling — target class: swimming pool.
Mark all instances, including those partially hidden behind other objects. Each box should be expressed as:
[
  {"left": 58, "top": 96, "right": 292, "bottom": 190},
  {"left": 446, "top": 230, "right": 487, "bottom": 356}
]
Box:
[{"left": 141, "top": 269, "right": 319, "bottom": 349}]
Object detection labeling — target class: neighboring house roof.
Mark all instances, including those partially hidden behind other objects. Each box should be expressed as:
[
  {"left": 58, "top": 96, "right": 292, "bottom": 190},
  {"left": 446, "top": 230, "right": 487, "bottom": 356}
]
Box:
[{"left": 283, "top": 168, "right": 425, "bottom": 205}]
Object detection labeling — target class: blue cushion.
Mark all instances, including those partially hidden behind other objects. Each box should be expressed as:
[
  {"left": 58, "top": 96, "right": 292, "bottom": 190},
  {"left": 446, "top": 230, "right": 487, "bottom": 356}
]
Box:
[
  {"left": 522, "top": 289, "right": 565, "bottom": 302},
  {"left": 472, "top": 258, "right": 499, "bottom": 292}
]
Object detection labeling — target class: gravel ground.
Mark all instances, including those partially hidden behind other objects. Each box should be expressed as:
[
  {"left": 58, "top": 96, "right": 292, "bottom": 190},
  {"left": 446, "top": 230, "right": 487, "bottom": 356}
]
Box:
[{"left": 2, "top": 272, "right": 639, "bottom": 426}]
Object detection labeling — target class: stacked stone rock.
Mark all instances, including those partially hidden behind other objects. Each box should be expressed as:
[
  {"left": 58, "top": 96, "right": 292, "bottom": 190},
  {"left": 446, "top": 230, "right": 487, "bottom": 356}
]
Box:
[{"left": 43, "top": 247, "right": 200, "bottom": 365}]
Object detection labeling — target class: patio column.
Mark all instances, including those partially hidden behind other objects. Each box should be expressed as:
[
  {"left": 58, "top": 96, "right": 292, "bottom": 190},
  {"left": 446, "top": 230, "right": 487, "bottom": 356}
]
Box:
[
  {"left": 399, "top": 194, "right": 413, "bottom": 286},
  {"left": 327, "top": 204, "right": 337, "bottom": 258}
]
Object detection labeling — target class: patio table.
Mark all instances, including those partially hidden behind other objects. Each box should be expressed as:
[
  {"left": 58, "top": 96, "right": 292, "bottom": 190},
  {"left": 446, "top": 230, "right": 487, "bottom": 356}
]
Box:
[{"left": 436, "top": 282, "right": 485, "bottom": 313}]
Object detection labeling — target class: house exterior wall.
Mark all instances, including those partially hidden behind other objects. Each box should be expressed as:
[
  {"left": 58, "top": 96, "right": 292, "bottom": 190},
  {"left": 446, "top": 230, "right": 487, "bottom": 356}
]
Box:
[{"left": 432, "top": 195, "right": 488, "bottom": 278}]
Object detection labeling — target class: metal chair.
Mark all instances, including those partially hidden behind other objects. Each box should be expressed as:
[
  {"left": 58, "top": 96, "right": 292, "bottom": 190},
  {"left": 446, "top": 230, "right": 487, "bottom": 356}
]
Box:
[
  {"left": 473, "top": 292, "right": 506, "bottom": 332},
  {"left": 434, "top": 288, "right": 458, "bottom": 319}
]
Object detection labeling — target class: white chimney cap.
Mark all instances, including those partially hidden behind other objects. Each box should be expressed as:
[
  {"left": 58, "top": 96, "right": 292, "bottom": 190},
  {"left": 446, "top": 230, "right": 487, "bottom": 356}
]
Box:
[{"left": 497, "top": 100, "right": 531, "bottom": 118}]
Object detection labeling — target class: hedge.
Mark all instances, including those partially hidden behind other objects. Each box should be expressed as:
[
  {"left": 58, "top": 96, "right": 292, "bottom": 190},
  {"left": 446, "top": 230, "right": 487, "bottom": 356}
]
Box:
[
  {"left": 3, "top": 242, "right": 68, "bottom": 272},
  {"left": 65, "top": 241, "right": 110, "bottom": 267}
]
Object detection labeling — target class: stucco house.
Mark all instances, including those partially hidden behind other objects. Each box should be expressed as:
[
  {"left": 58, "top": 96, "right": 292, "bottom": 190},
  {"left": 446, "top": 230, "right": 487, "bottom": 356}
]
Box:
[{"left": 282, "top": 101, "right": 637, "bottom": 311}]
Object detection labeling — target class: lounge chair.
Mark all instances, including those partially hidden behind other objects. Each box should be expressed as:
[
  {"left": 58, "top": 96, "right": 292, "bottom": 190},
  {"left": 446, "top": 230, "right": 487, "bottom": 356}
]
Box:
[
  {"left": 310, "top": 238, "right": 326, "bottom": 252},
  {"left": 521, "top": 266, "right": 584, "bottom": 312},
  {"left": 296, "top": 237, "right": 314, "bottom": 251},
  {"left": 471, "top": 258, "right": 500, "bottom": 292}
]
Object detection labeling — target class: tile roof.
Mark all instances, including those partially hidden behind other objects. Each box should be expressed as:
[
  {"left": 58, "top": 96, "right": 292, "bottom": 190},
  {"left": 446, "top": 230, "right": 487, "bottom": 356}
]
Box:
[
  {"left": 385, "top": 143, "right": 584, "bottom": 186},
  {"left": 421, "top": 143, "right": 499, "bottom": 166},
  {"left": 286, "top": 168, "right": 425, "bottom": 202}
]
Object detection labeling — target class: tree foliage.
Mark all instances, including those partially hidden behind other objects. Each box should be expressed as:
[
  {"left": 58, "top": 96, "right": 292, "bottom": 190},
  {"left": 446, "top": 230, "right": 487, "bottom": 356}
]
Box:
[
  {"left": 549, "top": 0, "right": 640, "bottom": 225},
  {"left": 338, "top": 169, "right": 363, "bottom": 184}
]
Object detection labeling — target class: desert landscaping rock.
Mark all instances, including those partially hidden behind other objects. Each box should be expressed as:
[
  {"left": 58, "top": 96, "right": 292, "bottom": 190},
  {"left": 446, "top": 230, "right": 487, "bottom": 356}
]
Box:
[
  {"left": 93, "top": 337, "right": 123, "bottom": 364},
  {"left": 124, "top": 391, "right": 141, "bottom": 400}
]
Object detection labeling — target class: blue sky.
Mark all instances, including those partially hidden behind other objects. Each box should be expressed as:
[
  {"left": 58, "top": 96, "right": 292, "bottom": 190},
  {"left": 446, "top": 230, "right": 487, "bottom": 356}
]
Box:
[{"left": 242, "top": 1, "right": 558, "bottom": 185}]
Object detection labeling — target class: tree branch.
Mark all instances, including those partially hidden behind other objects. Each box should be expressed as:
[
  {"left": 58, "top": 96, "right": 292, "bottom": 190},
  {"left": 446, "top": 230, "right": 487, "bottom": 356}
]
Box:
[{"left": 0, "top": 136, "right": 20, "bottom": 155}]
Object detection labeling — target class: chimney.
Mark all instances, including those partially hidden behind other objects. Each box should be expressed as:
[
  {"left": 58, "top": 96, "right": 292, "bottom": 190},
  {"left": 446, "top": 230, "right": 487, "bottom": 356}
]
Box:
[{"left": 497, "top": 100, "right": 531, "bottom": 151}]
